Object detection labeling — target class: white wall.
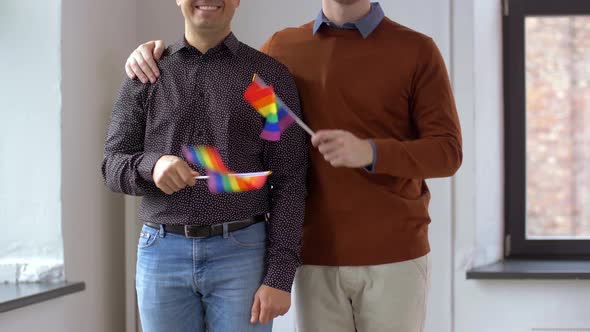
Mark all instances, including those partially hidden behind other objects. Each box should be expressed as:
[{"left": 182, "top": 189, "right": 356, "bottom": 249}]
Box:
[
  {"left": 60, "top": 0, "right": 137, "bottom": 330},
  {"left": 136, "top": 0, "right": 183, "bottom": 48},
  {"left": 0, "top": 0, "right": 64, "bottom": 282},
  {"left": 0, "top": 0, "right": 135, "bottom": 330}
]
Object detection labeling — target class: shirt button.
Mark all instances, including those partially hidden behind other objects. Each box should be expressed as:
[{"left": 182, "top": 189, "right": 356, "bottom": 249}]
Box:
[{"left": 197, "top": 130, "right": 204, "bottom": 137}]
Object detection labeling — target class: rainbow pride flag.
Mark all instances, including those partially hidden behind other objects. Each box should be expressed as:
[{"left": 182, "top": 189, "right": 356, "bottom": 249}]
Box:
[
  {"left": 183, "top": 145, "right": 229, "bottom": 173},
  {"left": 244, "top": 77, "right": 294, "bottom": 141},
  {"left": 182, "top": 145, "right": 270, "bottom": 194},
  {"left": 206, "top": 172, "right": 269, "bottom": 194}
]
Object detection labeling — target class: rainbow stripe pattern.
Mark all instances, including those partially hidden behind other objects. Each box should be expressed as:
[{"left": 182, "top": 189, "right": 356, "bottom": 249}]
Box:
[
  {"left": 244, "top": 76, "right": 294, "bottom": 141},
  {"left": 206, "top": 172, "right": 269, "bottom": 194},
  {"left": 182, "top": 145, "right": 270, "bottom": 194},
  {"left": 183, "top": 145, "right": 229, "bottom": 173}
]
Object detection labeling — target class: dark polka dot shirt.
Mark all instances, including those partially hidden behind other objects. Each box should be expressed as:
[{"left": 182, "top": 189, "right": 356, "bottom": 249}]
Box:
[{"left": 101, "top": 33, "right": 308, "bottom": 292}]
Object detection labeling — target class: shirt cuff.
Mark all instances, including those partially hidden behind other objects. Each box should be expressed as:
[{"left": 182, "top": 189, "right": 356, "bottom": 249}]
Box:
[
  {"left": 364, "top": 139, "right": 377, "bottom": 173},
  {"left": 262, "top": 261, "right": 298, "bottom": 293},
  {"left": 137, "top": 152, "right": 164, "bottom": 182}
]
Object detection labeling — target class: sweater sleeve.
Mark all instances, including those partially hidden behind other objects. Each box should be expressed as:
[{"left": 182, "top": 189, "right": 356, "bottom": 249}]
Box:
[{"left": 372, "top": 38, "right": 462, "bottom": 179}]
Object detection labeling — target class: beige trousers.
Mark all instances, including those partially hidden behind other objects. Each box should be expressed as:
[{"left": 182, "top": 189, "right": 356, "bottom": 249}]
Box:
[{"left": 294, "top": 255, "right": 431, "bottom": 332}]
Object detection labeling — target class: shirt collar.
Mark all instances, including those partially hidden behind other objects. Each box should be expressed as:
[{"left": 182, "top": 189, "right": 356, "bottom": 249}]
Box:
[
  {"left": 312, "top": 2, "right": 384, "bottom": 39},
  {"left": 169, "top": 32, "right": 240, "bottom": 56}
]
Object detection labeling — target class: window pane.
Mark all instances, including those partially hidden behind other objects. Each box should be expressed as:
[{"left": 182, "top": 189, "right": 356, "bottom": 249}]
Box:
[
  {"left": 525, "top": 16, "right": 590, "bottom": 239},
  {"left": 0, "top": 1, "right": 64, "bottom": 282}
]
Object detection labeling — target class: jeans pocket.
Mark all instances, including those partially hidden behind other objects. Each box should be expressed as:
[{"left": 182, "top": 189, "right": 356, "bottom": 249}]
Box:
[
  {"left": 138, "top": 225, "right": 160, "bottom": 249},
  {"left": 228, "top": 222, "right": 267, "bottom": 248}
]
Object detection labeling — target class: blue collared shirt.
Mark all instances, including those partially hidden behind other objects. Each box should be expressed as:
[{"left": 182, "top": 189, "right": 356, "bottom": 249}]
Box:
[
  {"left": 313, "top": 2, "right": 383, "bottom": 171},
  {"left": 312, "top": 2, "right": 385, "bottom": 39}
]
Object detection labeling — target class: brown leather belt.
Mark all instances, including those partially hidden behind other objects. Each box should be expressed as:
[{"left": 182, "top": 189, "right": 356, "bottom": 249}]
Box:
[{"left": 144, "top": 214, "right": 266, "bottom": 239}]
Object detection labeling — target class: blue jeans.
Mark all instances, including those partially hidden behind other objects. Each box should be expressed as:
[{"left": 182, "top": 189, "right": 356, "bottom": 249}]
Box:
[{"left": 136, "top": 221, "right": 272, "bottom": 332}]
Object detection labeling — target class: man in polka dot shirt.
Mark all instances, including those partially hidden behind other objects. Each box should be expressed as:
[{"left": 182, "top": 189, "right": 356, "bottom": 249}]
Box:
[{"left": 102, "top": 1, "right": 307, "bottom": 331}]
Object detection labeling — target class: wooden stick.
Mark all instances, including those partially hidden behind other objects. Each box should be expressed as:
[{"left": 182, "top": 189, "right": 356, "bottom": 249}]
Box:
[{"left": 195, "top": 171, "right": 272, "bottom": 180}]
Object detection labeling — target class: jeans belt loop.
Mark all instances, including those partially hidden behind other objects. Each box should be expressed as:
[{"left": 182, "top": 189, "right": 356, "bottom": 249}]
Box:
[
  {"left": 159, "top": 224, "right": 166, "bottom": 238},
  {"left": 184, "top": 226, "right": 193, "bottom": 238},
  {"left": 222, "top": 223, "right": 229, "bottom": 239}
]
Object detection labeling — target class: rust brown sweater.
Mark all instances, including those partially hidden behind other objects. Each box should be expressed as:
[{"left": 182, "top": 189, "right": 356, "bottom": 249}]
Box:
[{"left": 262, "top": 18, "right": 462, "bottom": 266}]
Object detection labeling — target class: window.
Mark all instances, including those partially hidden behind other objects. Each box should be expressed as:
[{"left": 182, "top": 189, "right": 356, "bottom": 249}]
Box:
[
  {"left": 0, "top": 1, "right": 64, "bottom": 282},
  {"left": 504, "top": 0, "right": 590, "bottom": 257}
]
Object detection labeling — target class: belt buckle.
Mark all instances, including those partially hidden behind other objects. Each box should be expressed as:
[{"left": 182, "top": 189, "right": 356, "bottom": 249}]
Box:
[{"left": 184, "top": 225, "right": 211, "bottom": 239}]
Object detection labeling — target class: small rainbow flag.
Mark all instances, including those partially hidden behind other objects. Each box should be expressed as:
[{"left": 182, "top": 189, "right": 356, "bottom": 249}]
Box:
[
  {"left": 182, "top": 145, "right": 270, "bottom": 194},
  {"left": 183, "top": 145, "right": 229, "bottom": 173},
  {"left": 244, "top": 77, "right": 295, "bottom": 141},
  {"left": 206, "top": 172, "right": 269, "bottom": 194}
]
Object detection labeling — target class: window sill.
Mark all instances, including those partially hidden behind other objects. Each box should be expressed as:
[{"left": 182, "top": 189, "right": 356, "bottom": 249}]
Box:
[
  {"left": 466, "top": 259, "right": 590, "bottom": 280},
  {"left": 0, "top": 281, "right": 85, "bottom": 313}
]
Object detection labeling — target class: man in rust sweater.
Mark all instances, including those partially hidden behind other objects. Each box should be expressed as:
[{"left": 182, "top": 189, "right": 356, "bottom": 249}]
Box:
[{"left": 125, "top": 1, "right": 462, "bottom": 330}]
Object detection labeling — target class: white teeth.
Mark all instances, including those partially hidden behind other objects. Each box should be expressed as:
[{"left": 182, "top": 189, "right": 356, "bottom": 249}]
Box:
[{"left": 197, "top": 5, "right": 219, "bottom": 10}]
